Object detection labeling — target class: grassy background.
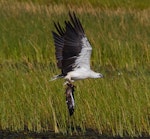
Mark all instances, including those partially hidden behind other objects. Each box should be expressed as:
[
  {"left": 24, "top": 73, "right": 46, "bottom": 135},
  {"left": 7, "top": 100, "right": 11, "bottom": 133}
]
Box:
[{"left": 0, "top": 0, "right": 150, "bottom": 137}]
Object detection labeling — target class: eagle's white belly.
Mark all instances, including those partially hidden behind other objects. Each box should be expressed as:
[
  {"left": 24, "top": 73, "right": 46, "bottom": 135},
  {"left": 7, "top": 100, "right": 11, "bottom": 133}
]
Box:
[{"left": 66, "top": 68, "right": 92, "bottom": 81}]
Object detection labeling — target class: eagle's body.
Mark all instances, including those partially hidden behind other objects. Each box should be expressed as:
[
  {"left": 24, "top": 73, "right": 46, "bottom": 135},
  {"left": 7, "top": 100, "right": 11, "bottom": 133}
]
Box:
[
  {"left": 65, "top": 68, "right": 101, "bottom": 81},
  {"left": 52, "top": 12, "right": 103, "bottom": 83}
]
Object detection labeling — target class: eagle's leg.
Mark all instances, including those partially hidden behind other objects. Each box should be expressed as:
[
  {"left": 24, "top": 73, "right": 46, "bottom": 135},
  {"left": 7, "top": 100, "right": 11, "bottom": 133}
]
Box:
[
  {"left": 64, "top": 75, "right": 74, "bottom": 86},
  {"left": 64, "top": 79, "right": 74, "bottom": 86}
]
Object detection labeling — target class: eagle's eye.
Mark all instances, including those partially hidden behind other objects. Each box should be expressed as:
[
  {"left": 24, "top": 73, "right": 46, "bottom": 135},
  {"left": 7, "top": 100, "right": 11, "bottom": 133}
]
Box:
[{"left": 99, "top": 73, "right": 104, "bottom": 78}]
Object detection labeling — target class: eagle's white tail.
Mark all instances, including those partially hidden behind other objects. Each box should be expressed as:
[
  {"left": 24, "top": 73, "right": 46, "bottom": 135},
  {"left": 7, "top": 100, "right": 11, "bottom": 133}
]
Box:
[{"left": 50, "top": 75, "right": 64, "bottom": 81}]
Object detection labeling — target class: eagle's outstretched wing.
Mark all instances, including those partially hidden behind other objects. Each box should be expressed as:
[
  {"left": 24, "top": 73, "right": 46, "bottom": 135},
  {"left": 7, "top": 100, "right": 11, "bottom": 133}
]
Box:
[{"left": 52, "top": 12, "right": 92, "bottom": 76}]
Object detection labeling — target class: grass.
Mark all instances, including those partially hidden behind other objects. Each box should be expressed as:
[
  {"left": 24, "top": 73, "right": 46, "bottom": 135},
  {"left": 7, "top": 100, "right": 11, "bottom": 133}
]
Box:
[{"left": 0, "top": 0, "right": 150, "bottom": 137}]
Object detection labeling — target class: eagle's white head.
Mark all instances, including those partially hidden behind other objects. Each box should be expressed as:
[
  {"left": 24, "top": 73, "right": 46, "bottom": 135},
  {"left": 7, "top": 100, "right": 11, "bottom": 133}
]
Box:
[
  {"left": 95, "top": 73, "right": 104, "bottom": 78},
  {"left": 90, "top": 71, "right": 103, "bottom": 79}
]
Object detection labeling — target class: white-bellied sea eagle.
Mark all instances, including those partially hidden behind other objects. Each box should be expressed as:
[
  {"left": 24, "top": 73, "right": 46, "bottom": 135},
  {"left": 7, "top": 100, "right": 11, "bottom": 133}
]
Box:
[{"left": 51, "top": 12, "right": 103, "bottom": 116}]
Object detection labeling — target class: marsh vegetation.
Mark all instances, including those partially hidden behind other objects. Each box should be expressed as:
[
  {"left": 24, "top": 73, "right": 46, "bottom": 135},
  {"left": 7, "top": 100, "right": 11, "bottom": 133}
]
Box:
[{"left": 0, "top": 0, "right": 150, "bottom": 137}]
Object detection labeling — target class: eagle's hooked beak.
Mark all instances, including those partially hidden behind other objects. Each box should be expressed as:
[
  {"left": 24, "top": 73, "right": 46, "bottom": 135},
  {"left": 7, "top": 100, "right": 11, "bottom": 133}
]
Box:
[{"left": 99, "top": 73, "right": 104, "bottom": 78}]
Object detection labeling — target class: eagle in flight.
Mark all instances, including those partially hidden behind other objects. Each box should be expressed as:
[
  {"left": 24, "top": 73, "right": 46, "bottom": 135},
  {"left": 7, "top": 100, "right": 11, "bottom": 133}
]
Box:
[{"left": 52, "top": 12, "right": 103, "bottom": 116}]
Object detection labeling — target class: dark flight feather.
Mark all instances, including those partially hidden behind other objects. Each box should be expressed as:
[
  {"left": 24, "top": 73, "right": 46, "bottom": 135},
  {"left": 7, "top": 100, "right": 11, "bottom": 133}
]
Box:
[{"left": 52, "top": 12, "right": 85, "bottom": 76}]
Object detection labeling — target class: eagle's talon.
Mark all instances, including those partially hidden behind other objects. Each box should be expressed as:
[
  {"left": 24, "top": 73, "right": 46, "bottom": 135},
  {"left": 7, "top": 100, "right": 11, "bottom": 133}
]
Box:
[{"left": 63, "top": 81, "right": 69, "bottom": 86}]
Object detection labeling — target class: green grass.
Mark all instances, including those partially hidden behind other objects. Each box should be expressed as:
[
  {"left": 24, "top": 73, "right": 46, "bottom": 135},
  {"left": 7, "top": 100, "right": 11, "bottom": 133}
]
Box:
[
  {"left": 0, "top": 0, "right": 150, "bottom": 137},
  {"left": 17, "top": 0, "right": 150, "bottom": 9}
]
